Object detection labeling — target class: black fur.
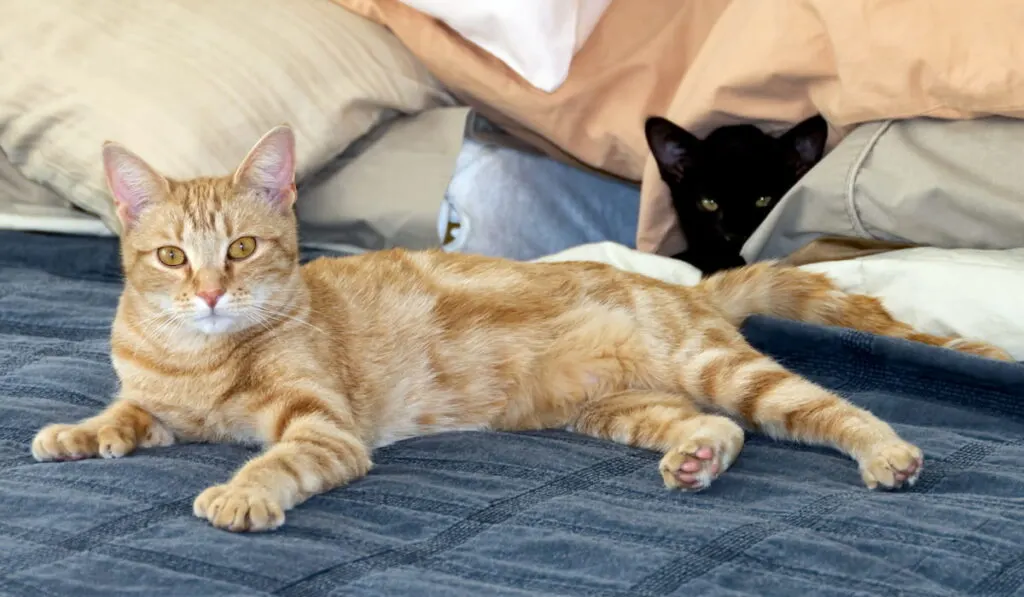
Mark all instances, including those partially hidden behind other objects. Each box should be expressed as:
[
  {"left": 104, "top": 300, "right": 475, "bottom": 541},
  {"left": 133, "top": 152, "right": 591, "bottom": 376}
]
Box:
[{"left": 644, "top": 115, "right": 828, "bottom": 275}]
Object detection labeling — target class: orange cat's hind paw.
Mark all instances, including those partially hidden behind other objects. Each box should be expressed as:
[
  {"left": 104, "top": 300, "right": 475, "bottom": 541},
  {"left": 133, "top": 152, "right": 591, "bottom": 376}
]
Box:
[
  {"left": 661, "top": 446, "right": 722, "bottom": 490},
  {"left": 659, "top": 415, "right": 744, "bottom": 492},
  {"left": 859, "top": 440, "right": 923, "bottom": 490}
]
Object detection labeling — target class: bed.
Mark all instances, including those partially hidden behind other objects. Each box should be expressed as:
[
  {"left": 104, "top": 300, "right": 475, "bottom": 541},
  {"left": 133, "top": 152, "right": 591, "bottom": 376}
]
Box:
[{"left": 2, "top": 230, "right": 1023, "bottom": 596}]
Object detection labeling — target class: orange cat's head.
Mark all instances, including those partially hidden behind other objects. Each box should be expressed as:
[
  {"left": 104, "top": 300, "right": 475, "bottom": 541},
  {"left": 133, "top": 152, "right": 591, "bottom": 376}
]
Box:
[{"left": 103, "top": 125, "right": 302, "bottom": 336}]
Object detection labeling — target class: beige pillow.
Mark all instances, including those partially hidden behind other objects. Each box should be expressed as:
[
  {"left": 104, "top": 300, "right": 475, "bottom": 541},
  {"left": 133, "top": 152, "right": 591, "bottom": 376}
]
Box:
[{"left": 0, "top": 0, "right": 452, "bottom": 233}]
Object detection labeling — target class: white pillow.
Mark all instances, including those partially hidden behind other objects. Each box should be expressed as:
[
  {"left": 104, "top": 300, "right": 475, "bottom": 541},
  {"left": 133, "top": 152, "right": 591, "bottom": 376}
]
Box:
[
  {"left": 398, "top": 0, "right": 612, "bottom": 92},
  {"left": 801, "top": 248, "right": 1024, "bottom": 360},
  {"left": 0, "top": 0, "right": 452, "bottom": 234},
  {"left": 538, "top": 243, "right": 1024, "bottom": 360},
  {"left": 536, "top": 241, "right": 703, "bottom": 286}
]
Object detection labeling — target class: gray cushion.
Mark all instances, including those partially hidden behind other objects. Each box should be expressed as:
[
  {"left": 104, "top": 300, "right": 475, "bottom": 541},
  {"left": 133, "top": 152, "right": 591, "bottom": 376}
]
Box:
[{"left": 744, "top": 117, "right": 1024, "bottom": 260}]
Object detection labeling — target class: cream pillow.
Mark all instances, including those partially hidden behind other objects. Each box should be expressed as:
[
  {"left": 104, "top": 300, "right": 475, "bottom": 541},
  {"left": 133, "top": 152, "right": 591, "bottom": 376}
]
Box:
[{"left": 0, "top": 0, "right": 452, "bottom": 233}]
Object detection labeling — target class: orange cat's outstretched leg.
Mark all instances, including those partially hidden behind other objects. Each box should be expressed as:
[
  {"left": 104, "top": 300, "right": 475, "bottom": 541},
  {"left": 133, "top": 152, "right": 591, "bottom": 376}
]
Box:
[
  {"left": 571, "top": 390, "right": 745, "bottom": 491},
  {"left": 673, "top": 325, "right": 922, "bottom": 490}
]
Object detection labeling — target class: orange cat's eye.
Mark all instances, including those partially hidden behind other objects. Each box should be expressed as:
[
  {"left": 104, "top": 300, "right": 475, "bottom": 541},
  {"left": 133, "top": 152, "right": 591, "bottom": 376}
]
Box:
[
  {"left": 156, "top": 246, "right": 187, "bottom": 267},
  {"left": 227, "top": 236, "right": 257, "bottom": 260}
]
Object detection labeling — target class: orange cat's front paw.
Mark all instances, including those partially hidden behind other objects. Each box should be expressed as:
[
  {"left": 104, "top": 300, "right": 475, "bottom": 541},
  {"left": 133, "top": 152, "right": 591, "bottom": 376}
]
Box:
[
  {"left": 32, "top": 423, "right": 138, "bottom": 461},
  {"left": 659, "top": 415, "right": 745, "bottom": 492},
  {"left": 859, "top": 440, "right": 923, "bottom": 490},
  {"left": 193, "top": 484, "right": 285, "bottom": 532}
]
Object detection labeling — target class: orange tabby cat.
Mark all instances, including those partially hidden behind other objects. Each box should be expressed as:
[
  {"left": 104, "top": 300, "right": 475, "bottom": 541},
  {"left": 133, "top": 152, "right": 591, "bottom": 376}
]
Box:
[{"left": 30, "top": 125, "right": 1012, "bottom": 533}]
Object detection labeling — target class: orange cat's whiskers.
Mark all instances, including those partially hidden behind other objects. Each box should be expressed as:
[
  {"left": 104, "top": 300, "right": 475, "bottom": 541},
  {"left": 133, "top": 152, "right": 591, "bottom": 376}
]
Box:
[
  {"left": 259, "top": 286, "right": 308, "bottom": 294},
  {"left": 243, "top": 310, "right": 277, "bottom": 334},
  {"left": 248, "top": 304, "right": 324, "bottom": 335},
  {"left": 137, "top": 310, "right": 185, "bottom": 341}
]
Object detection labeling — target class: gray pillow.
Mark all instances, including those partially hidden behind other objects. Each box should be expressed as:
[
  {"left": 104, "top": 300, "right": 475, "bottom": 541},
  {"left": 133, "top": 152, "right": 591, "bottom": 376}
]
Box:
[
  {"left": 744, "top": 117, "right": 1024, "bottom": 261},
  {"left": 297, "top": 107, "right": 470, "bottom": 251}
]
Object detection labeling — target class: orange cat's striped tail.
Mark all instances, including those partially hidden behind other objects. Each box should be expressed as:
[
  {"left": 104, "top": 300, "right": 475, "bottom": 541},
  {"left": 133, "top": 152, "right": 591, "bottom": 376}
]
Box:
[{"left": 696, "top": 262, "right": 1014, "bottom": 361}]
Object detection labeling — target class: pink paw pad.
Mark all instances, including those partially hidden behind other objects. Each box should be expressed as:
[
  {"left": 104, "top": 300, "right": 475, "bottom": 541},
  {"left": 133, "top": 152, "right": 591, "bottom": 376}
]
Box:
[
  {"left": 860, "top": 440, "right": 925, "bottom": 490},
  {"left": 892, "top": 458, "right": 921, "bottom": 484},
  {"left": 669, "top": 446, "right": 721, "bottom": 490},
  {"left": 658, "top": 417, "right": 744, "bottom": 492},
  {"left": 56, "top": 454, "right": 89, "bottom": 462}
]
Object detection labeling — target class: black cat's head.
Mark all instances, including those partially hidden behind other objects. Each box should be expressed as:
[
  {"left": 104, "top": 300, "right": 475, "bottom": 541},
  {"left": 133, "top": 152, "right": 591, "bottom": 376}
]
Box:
[{"left": 644, "top": 114, "right": 828, "bottom": 248}]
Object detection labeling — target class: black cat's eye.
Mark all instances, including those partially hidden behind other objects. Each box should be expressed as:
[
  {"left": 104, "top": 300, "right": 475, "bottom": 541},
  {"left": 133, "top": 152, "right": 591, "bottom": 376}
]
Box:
[
  {"left": 698, "top": 198, "right": 719, "bottom": 212},
  {"left": 755, "top": 196, "right": 772, "bottom": 208}
]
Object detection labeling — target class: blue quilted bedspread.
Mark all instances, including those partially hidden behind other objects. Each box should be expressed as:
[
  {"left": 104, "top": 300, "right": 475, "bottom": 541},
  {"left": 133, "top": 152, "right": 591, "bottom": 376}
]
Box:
[{"left": 1, "top": 231, "right": 1022, "bottom": 597}]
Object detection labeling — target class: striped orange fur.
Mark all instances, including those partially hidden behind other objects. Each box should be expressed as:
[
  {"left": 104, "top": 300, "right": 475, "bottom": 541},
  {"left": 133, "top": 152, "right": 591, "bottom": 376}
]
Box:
[{"left": 30, "top": 125, "right": 1014, "bottom": 532}]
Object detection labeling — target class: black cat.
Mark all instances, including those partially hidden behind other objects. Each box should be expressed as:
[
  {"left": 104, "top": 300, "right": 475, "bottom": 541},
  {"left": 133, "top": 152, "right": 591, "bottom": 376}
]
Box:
[{"left": 644, "top": 115, "right": 828, "bottom": 275}]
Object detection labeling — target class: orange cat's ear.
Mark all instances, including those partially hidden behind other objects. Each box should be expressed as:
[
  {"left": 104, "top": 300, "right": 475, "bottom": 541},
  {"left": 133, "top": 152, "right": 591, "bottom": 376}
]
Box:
[
  {"left": 102, "top": 142, "right": 170, "bottom": 230},
  {"left": 233, "top": 125, "right": 297, "bottom": 211}
]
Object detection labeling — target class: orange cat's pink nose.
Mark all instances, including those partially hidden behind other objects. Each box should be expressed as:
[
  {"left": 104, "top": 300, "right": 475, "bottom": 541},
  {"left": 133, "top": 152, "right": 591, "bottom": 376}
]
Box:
[{"left": 197, "top": 289, "right": 225, "bottom": 308}]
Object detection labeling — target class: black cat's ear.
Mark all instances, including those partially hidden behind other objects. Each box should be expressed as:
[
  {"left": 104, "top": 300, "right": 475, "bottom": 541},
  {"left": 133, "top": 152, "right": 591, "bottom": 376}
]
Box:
[
  {"left": 644, "top": 117, "right": 699, "bottom": 183},
  {"left": 780, "top": 114, "right": 828, "bottom": 178}
]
